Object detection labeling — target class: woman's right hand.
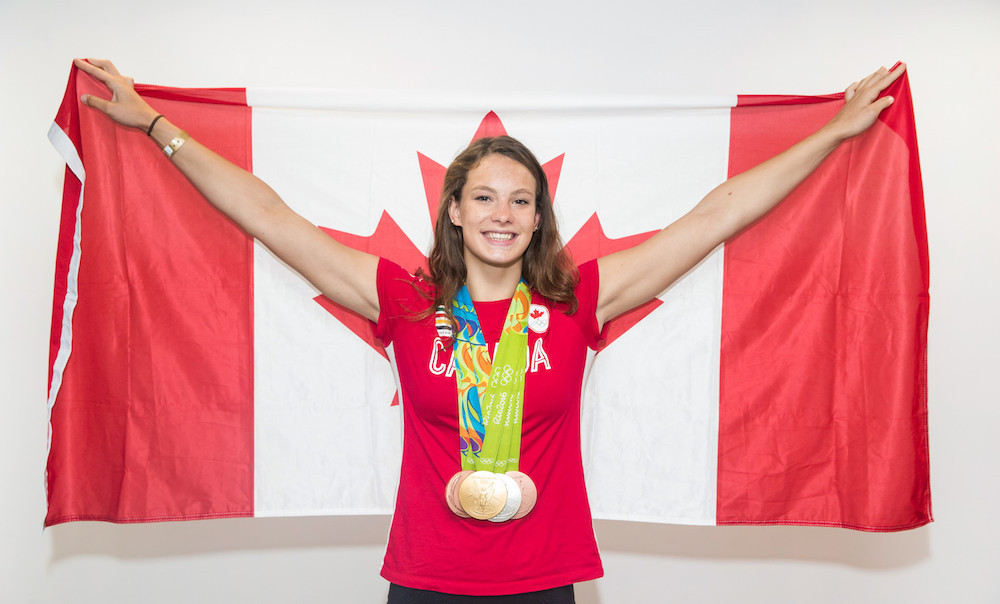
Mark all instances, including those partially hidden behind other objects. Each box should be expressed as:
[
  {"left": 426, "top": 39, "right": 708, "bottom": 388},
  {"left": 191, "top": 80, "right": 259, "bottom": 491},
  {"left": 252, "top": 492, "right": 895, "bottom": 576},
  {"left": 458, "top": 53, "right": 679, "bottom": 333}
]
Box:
[
  {"left": 72, "top": 57, "right": 382, "bottom": 322},
  {"left": 74, "top": 58, "right": 160, "bottom": 132}
]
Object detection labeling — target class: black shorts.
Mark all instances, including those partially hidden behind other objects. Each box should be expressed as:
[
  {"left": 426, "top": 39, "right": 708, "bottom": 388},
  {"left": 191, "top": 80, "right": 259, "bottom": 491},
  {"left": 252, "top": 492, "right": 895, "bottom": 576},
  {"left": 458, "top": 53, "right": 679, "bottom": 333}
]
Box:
[{"left": 387, "top": 583, "right": 575, "bottom": 604}]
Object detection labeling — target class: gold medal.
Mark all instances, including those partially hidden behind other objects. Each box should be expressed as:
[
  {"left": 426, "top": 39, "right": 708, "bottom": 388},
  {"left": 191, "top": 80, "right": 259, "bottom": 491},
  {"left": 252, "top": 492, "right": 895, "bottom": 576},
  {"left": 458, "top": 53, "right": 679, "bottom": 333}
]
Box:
[
  {"left": 458, "top": 470, "right": 507, "bottom": 520},
  {"left": 506, "top": 471, "right": 537, "bottom": 519},
  {"left": 445, "top": 470, "right": 472, "bottom": 518}
]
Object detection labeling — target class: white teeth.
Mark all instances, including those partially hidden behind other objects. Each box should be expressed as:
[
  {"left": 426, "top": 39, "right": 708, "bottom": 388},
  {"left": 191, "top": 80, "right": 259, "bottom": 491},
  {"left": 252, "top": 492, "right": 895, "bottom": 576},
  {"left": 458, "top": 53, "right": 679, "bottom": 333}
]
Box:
[{"left": 485, "top": 232, "right": 514, "bottom": 241}]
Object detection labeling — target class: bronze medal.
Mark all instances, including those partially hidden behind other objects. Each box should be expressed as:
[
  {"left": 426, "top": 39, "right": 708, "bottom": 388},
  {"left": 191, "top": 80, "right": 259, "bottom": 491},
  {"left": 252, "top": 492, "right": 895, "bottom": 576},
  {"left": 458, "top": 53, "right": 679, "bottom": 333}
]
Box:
[
  {"left": 458, "top": 470, "right": 508, "bottom": 520},
  {"left": 446, "top": 470, "right": 472, "bottom": 518},
  {"left": 506, "top": 471, "right": 537, "bottom": 519}
]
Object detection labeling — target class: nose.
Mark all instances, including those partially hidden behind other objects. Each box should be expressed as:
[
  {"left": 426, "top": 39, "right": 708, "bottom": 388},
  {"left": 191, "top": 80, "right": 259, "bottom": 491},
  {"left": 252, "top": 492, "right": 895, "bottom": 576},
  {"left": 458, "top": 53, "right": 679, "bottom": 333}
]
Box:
[{"left": 491, "top": 201, "right": 512, "bottom": 224}]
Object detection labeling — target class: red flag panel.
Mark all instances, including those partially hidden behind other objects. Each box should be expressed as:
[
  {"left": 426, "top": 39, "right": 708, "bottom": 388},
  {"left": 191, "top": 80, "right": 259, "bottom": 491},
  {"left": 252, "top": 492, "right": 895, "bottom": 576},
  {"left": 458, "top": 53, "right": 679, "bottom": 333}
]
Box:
[
  {"left": 45, "top": 66, "right": 256, "bottom": 525},
  {"left": 717, "top": 74, "right": 931, "bottom": 530}
]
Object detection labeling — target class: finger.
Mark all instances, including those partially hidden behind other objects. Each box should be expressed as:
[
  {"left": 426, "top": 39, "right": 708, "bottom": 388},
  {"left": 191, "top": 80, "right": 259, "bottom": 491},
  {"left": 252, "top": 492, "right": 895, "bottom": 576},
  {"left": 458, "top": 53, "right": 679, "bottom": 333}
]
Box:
[
  {"left": 857, "top": 67, "right": 888, "bottom": 91},
  {"left": 73, "top": 58, "right": 99, "bottom": 75},
  {"left": 871, "top": 94, "right": 895, "bottom": 114},
  {"left": 85, "top": 58, "right": 122, "bottom": 77},
  {"left": 74, "top": 58, "right": 114, "bottom": 84},
  {"left": 881, "top": 62, "right": 906, "bottom": 88},
  {"left": 844, "top": 81, "right": 860, "bottom": 101},
  {"left": 80, "top": 92, "right": 112, "bottom": 114},
  {"left": 865, "top": 63, "right": 906, "bottom": 95}
]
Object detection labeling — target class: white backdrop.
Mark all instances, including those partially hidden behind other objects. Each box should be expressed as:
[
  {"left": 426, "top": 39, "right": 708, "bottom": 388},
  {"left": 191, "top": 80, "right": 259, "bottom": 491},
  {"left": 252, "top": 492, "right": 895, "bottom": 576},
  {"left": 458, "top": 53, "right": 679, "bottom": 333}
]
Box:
[{"left": 2, "top": 0, "right": 997, "bottom": 602}]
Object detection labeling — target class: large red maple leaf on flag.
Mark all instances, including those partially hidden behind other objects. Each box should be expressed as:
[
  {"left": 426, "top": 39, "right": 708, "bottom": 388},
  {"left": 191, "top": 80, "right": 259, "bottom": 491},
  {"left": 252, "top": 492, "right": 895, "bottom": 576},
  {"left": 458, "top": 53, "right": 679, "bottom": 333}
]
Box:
[{"left": 315, "top": 112, "right": 662, "bottom": 405}]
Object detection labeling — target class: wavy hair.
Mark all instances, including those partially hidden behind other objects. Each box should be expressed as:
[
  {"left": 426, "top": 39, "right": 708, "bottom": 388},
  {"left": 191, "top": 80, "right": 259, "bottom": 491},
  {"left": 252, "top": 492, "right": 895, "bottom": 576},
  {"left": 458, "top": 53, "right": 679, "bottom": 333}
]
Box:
[{"left": 416, "top": 135, "right": 578, "bottom": 322}]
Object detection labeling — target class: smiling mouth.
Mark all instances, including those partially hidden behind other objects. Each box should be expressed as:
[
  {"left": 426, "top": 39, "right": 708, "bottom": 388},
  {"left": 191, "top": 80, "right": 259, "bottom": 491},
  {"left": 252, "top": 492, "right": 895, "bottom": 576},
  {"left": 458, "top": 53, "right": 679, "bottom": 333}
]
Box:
[{"left": 484, "top": 232, "right": 515, "bottom": 242}]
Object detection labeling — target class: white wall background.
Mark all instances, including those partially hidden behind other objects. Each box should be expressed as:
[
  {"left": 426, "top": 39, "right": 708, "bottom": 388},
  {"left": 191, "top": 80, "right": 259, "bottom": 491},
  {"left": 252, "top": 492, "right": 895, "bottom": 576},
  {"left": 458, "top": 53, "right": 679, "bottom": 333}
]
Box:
[{"left": 2, "top": 0, "right": 997, "bottom": 602}]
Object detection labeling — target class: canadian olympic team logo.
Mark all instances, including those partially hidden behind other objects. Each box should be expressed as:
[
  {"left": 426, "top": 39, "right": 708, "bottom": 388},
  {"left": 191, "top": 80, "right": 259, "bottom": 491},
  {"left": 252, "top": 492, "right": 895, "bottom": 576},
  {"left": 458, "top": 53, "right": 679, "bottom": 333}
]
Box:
[{"left": 528, "top": 304, "right": 549, "bottom": 334}]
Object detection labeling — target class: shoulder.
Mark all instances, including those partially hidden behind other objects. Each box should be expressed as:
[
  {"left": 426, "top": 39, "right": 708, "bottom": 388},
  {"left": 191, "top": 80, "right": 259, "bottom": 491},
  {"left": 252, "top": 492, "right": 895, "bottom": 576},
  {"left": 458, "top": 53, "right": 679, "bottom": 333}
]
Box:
[
  {"left": 560, "top": 259, "right": 597, "bottom": 312},
  {"left": 377, "top": 259, "right": 433, "bottom": 297},
  {"left": 376, "top": 259, "right": 437, "bottom": 316},
  {"left": 373, "top": 259, "right": 436, "bottom": 342},
  {"left": 576, "top": 259, "right": 598, "bottom": 290},
  {"left": 572, "top": 259, "right": 605, "bottom": 347}
]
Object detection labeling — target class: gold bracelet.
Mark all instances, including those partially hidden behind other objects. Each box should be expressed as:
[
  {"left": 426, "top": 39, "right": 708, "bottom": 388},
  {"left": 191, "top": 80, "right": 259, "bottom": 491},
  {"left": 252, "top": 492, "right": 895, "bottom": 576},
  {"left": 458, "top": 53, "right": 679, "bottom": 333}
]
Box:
[{"left": 163, "top": 131, "right": 189, "bottom": 159}]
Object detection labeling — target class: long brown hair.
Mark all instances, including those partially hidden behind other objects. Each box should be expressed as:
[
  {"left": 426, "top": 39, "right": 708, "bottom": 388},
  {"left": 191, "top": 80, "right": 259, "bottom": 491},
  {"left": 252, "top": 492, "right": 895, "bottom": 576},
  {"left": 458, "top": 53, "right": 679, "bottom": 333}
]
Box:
[{"left": 417, "top": 135, "right": 578, "bottom": 321}]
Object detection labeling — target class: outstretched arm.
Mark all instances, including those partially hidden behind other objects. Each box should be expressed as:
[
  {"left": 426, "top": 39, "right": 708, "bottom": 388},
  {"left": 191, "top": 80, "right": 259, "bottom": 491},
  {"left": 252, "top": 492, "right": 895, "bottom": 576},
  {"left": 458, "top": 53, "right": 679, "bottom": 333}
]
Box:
[
  {"left": 74, "top": 59, "right": 381, "bottom": 322},
  {"left": 595, "top": 64, "right": 906, "bottom": 328}
]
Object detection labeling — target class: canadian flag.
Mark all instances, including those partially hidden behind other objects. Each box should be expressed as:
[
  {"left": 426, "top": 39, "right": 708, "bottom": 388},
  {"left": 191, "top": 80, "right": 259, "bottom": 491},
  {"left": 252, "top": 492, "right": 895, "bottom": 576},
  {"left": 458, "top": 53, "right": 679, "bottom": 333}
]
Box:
[{"left": 45, "top": 64, "right": 930, "bottom": 530}]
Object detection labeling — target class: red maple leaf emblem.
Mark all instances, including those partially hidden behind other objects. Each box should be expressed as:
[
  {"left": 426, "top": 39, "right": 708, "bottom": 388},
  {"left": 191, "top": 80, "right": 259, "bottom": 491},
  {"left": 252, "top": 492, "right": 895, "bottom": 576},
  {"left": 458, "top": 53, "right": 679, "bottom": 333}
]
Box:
[
  {"left": 530, "top": 309, "right": 544, "bottom": 319},
  {"left": 315, "top": 112, "right": 662, "bottom": 404}
]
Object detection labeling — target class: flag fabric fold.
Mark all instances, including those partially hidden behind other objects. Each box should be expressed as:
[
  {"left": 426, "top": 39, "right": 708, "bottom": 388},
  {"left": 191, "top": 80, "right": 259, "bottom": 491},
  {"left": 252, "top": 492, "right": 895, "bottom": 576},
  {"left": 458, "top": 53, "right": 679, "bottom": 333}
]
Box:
[{"left": 45, "top": 64, "right": 931, "bottom": 531}]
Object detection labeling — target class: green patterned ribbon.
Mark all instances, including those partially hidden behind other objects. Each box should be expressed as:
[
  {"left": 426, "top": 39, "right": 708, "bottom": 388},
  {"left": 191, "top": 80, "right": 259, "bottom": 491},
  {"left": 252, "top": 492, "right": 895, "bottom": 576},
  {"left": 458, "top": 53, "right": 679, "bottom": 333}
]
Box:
[{"left": 452, "top": 281, "right": 530, "bottom": 473}]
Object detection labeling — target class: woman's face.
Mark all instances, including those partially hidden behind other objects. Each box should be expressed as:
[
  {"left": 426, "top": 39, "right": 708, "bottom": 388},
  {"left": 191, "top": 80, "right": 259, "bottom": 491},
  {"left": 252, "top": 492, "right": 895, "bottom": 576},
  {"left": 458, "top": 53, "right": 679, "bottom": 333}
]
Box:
[{"left": 448, "top": 153, "right": 540, "bottom": 274}]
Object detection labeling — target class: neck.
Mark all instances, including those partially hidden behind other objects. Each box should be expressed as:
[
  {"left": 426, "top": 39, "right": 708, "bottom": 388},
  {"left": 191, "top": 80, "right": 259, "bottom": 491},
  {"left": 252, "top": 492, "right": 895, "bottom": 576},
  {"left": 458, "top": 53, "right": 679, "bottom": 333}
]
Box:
[{"left": 464, "top": 259, "right": 524, "bottom": 302}]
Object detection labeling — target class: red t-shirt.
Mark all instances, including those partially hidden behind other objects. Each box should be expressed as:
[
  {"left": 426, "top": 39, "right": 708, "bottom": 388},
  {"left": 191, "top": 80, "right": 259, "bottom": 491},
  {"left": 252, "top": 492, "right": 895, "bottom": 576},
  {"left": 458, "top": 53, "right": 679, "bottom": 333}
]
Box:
[{"left": 374, "top": 259, "right": 606, "bottom": 596}]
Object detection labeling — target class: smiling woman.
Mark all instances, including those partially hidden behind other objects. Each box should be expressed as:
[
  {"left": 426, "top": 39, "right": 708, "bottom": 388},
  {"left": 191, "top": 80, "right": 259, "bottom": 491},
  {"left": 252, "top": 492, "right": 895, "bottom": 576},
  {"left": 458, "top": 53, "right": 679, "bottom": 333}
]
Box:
[
  {"left": 426, "top": 135, "right": 579, "bottom": 325},
  {"left": 450, "top": 154, "right": 540, "bottom": 279},
  {"left": 69, "top": 56, "right": 905, "bottom": 602}
]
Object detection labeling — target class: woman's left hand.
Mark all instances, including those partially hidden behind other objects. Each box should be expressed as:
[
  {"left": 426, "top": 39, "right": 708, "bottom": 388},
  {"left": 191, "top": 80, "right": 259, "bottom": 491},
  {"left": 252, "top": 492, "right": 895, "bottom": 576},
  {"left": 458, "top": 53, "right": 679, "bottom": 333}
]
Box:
[
  {"left": 823, "top": 63, "right": 906, "bottom": 142},
  {"left": 595, "top": 62, "right": 908, "bottom": 325}
]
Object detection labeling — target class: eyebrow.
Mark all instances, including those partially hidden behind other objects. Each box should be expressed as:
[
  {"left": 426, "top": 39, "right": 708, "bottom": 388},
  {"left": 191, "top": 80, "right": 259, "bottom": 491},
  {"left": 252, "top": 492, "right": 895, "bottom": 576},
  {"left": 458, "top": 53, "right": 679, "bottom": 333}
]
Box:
[{"left": 468, "top": 185, "right": 535, "bottom": 197}]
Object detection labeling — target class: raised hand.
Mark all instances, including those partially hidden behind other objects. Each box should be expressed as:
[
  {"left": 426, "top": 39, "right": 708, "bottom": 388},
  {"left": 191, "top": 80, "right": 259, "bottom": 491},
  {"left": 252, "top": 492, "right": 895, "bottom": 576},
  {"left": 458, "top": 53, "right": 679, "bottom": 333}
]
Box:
[
  {"left": 71, "top": 57, "right": 382, "bottom": 321},
  {"left": 823, "top": 63, "right": 906, "bottom": 141},
  {"left": 74, "top": 58, "right": 160, "bottom": 132},
  {"left": 595, "top": 62, "right": 910, "bottom": 325}
]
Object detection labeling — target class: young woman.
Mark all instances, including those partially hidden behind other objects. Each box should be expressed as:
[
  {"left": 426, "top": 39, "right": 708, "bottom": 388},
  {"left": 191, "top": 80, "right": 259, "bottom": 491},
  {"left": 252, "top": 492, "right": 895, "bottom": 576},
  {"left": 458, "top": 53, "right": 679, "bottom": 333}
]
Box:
[{"left": 73, "top": 58, "right": 905, "bottom": 603}]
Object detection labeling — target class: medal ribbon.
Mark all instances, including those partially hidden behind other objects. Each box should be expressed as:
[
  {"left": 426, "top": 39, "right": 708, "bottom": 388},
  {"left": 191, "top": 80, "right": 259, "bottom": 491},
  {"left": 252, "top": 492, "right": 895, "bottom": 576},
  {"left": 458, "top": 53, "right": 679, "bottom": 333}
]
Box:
[{"left": 452, "top": 281, "right": 530, "bottom": 473}]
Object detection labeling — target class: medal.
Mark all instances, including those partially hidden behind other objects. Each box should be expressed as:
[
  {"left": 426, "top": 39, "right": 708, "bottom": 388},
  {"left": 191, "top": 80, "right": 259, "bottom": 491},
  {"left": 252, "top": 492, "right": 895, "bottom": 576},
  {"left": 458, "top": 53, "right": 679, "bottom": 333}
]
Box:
[
  {"left": 506, "top": 470, "right": 537, "bottom": 520},
  {"left": 445, "top": 470, "right": 472, "bottom": 518},
  {"left": 458, "top": 471, "right": 508, "bottom": 520},
  {"left": 488, "top": 473, "right": 521, "bottom": 523},
  {"left": 445, "top": 469, "right": 537, "bottom": 522}
]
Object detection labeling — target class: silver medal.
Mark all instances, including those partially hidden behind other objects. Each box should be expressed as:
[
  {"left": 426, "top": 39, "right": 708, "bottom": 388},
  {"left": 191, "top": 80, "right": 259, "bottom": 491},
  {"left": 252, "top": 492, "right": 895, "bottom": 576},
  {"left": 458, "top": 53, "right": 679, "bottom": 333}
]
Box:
[{"left": 489, "top": 472, "right": 522, "bottom": 523}]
